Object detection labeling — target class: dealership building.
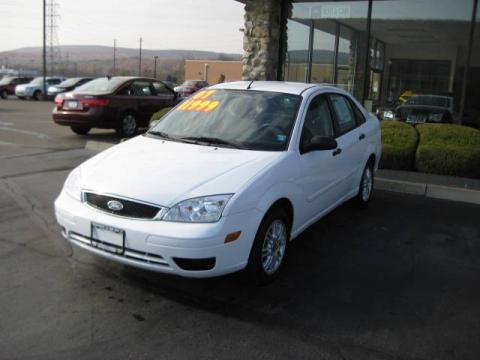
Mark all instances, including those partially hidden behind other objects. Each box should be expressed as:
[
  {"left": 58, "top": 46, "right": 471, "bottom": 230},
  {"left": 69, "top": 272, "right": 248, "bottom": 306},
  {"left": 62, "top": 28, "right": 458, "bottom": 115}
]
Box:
[{"left": 239, "top": 0, "right": 479, "bottom": 122}]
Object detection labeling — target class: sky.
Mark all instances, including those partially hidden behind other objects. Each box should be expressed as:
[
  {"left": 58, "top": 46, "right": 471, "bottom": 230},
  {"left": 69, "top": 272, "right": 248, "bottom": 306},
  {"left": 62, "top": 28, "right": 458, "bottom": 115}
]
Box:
[{"left": 0, "top": 0, "right": 245, "bottom": 53}]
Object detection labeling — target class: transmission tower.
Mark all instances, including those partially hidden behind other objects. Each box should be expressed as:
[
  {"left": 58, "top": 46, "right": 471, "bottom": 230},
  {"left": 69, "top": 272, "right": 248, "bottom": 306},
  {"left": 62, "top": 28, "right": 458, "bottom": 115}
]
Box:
[{"left": 46, "top": 0, "right": 60, "bottom": 75}]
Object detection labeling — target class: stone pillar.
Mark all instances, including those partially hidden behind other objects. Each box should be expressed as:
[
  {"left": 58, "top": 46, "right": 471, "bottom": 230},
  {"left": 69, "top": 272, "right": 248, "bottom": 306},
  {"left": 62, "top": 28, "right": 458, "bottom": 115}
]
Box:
[{"left": 242, "top": 0, "right": 283, "bottom": 81}]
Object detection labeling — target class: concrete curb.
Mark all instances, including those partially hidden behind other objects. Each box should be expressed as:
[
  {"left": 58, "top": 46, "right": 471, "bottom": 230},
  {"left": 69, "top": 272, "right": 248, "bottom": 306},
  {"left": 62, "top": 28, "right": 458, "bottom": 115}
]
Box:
[
  {"left": 376, "top": 178, "right": 480, "bottom": 205},
  {"left": 84, "top": 140, "right": 115, "bottom": 152}
]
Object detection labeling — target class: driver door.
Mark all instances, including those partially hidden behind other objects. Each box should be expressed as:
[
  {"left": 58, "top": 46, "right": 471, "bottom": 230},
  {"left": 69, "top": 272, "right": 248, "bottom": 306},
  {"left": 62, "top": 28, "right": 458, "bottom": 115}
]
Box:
[{"left": 295, "top": 94, "right": 345, "bottom": 226}]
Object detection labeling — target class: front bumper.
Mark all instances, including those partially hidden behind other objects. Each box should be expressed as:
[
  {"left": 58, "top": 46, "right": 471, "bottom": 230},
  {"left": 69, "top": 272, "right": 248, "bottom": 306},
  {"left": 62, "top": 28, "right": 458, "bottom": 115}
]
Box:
[{"left": 54, "top": 191, "right": 261, "bottom": 278}]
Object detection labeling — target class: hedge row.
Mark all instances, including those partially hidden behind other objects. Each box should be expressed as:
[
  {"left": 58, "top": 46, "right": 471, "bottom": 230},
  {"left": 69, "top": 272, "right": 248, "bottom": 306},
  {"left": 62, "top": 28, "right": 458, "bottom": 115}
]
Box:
[
  {"left": 379, "top": 121, "right": 418, "bottom": 170},
  {"left": 415, "top": 124, "right": 480, "bottom": 179}
]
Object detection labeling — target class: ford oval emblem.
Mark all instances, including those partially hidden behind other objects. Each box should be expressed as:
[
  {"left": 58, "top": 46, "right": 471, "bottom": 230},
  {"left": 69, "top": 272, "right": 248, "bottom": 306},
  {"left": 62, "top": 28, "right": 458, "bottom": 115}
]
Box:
[{"left": 107, "top": 200, "right": 124, "bottom": 211}]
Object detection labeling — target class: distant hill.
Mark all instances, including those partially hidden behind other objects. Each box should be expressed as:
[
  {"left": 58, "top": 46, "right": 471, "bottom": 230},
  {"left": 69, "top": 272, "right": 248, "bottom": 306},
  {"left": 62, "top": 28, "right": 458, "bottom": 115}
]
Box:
[
  {"left": 4, "top": 45, "right": 241, "bottom": 62},
  {"left": 0, "top": 45, "right": 242, "bottom": 81}
]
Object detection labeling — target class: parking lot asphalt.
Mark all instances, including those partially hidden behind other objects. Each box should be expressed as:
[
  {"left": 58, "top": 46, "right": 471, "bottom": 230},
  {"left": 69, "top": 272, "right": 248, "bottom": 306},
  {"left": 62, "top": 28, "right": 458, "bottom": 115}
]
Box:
[{"left": 1, "top": 99, "right": 480, "bottom": 360}]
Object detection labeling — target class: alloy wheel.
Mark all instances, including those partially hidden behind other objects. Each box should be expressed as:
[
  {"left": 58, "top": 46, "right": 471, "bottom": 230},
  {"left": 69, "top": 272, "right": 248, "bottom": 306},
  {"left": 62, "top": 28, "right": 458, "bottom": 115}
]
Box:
[
  {"left": 361, "top": 166, "right": 373, "bottom": 202},
  {"left": 261, "top": 219, "right": 287, "bottom": 275}
]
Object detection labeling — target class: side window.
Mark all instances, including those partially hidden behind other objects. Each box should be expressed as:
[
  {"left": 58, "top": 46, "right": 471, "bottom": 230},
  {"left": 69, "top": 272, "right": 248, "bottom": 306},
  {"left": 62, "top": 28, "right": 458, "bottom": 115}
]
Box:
[
  {"left": 131, "top": 81, "right": 153, "bottom": 96},
  {"left": 329, "top": 94, "right": 357, "bottom": 134},
  {"left": 300, "top": 95, "right": 334, "bottom": 147},
  {"left": 153, "top": 82, "right": 173, "bottom": 96}
]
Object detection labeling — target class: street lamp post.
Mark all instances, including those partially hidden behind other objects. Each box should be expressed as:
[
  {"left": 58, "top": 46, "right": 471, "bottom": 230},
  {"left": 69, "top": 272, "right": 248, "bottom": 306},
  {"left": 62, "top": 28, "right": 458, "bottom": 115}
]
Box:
[{"left": 153, "top": 56, "right": 158, "bottom": 79}]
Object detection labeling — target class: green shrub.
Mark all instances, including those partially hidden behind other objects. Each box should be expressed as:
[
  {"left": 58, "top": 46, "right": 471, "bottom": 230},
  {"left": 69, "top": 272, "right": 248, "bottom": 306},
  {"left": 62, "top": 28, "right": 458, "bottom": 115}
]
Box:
[
  {"left": 149, "top": 107, "right": 174, "bottom": 127},
  {"left": 415, "top": 124, "right": 480, "bottom": 179},
  {"left": 380, "top": 121, "right": 418, "bottom": 170}
]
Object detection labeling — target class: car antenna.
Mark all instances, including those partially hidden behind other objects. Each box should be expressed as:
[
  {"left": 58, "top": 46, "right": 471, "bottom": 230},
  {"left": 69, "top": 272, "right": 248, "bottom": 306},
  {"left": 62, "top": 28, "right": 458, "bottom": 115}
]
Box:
[{"left": 246, "top": 80, "right": 254, "bottom": 89}]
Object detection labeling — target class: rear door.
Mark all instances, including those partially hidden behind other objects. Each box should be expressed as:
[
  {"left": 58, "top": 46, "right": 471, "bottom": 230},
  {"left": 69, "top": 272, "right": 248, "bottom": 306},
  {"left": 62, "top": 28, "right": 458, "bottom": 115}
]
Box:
[
  {"left": 128, "top": 80, "right": 158, "bottom": 125},
  {"left": 327, "top": 93, "right": 368, "bottom": 195}
]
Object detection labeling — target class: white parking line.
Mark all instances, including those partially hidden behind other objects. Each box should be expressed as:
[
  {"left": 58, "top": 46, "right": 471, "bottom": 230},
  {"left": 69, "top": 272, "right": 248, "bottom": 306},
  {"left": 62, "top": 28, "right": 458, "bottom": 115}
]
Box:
[
  {"left": 0, "top": 126, "right": 53, "bottom": 140},
  {"left": 0, "top": 121, "right": 14, "bottom": 126}
]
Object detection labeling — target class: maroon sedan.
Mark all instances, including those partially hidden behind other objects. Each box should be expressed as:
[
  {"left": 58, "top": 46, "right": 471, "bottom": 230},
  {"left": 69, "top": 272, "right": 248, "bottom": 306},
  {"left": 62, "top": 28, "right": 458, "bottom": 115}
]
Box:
[
  {"left": 52, "top": 77, "right": 179, "bottom": 136},
  {"left": 173, "top": 80, "right": 209, "bottom": 98},
  {"left": 0, "top": 76, "right": 33, "bottom": 99}
]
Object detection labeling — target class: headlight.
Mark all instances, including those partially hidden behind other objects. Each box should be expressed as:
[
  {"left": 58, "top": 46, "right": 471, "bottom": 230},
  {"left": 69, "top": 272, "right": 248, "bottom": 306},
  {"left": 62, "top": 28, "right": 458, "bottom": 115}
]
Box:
[
  {"left": 162, "top": 194, "right": 233, "bottom": 223},
  {"left": 63, "top": 167, "right": 82, "bottom": 201},
  {"left": 383, "top": 110, "right": 394, "bottom": 119}
]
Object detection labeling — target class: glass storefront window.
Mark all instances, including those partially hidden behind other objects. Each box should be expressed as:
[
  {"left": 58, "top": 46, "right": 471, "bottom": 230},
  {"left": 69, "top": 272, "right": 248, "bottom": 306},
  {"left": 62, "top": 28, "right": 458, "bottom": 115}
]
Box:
[
  {"left": 371, "top": 0, "right": 473, "bottom": 111},
  {"left": 286, "top": 1, "right": 369, "bottom": 99},
  {"left": 311, "top": 20, "right": 336, "bottom": 85},
  {"left": 284, "top": 19, "right": 311, "bottom": 82},
  {"left": 337, "top": 25, "right": 356, "bottom": 93},
  {"left": 284, "top": 0, "right": 477, "bottom": 119}
]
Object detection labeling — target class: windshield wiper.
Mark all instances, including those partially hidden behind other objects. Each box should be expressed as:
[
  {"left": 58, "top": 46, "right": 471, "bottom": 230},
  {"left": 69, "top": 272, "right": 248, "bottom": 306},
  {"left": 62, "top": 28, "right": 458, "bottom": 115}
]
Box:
[
  {"left": 180, "top": 136, "right": 246, "bottom": 149},
  {"left": 147, "top": 131, "right": 192, "bottom": 143}
]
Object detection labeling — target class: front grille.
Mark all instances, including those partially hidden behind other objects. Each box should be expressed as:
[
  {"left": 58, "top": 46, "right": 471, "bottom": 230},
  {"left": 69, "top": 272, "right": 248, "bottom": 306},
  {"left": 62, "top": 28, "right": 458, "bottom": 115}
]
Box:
[{"left": 83, "top": 192, "right": 163, "bottom": 220}]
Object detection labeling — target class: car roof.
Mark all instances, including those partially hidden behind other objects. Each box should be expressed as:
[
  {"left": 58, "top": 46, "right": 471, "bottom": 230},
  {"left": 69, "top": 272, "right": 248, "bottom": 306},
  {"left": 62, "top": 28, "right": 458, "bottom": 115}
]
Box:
[{"left": 210, "top": 81, "right": 339, "bottom": 95}]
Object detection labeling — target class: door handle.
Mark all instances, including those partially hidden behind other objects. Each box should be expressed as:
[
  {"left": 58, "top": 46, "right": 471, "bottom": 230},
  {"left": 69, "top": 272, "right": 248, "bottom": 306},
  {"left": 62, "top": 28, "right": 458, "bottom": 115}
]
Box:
[
  {"left": 359, "top": 133, "right": 366, "bottom": 140},
  {"left": 332, "top": 148, "right": 342, "bottom": 156}
]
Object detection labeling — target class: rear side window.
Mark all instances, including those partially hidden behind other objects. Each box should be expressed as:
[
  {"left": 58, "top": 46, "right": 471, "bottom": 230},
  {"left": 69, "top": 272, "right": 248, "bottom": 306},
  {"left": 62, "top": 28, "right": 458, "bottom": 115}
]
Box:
[
  {"left": 329, "top": 94, "right": 357, "bottom": 134},
  {"left": 350, "top": 100, "right": 366, "bottom": 124},
  {"left": 153, "top": 82, "right": 173, "bottom": 96},
  {"left": 131, "top": 81, "right": 152, "bottom": 96}
]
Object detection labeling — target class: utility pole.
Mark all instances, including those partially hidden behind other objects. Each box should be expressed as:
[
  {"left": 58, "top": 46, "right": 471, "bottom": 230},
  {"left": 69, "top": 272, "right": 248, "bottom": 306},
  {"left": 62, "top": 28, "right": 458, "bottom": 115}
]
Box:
[
  {"left": 138, "top": 37, "right": 142, "bottom": 76},
  {"left": 42, "top": 0, "right": 47, "bottom": 98},
  {"left": 113, "top": 39, "right": 116, "bottom": 75},
  {"left": 46, "top": 0, "right": 60, "bottom": 75},
  {"left": 153, "top": 55, "right": 158, "bottom": 79}
]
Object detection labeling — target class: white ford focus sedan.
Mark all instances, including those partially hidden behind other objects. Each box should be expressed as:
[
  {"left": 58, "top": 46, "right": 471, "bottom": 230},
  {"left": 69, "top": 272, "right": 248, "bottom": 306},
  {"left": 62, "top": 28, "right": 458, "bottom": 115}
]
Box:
[{"left": 55, "top": 81, "right": 381, "bottom": 284}]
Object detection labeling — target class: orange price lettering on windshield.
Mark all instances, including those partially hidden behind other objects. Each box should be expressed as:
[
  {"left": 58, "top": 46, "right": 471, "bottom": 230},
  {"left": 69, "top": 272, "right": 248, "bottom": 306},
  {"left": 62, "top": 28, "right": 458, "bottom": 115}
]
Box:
[{"left": 176, "top": 90, "right": 220, "bottom": 113}]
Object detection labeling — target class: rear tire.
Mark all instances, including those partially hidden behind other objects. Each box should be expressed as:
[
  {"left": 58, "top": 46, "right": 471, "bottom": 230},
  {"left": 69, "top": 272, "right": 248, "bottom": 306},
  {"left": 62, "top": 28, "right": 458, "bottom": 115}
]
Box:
[
  {"left": 0, "top": 90, "right": 7, "bottom": 99},
  {"left": 70, "top": 126, "right": 91, "bottom": 135},
  {"left": 245, "top": 207, "right": 290, "bottom": 285},
  {"left": 354, "top": 160, "right": 374, "bottom": 208},
  {"left": 116, "top": 112, "right": 137, "bottom": 137},
  {"left": 33, "top": 91, "right": 42, "bottom": 101}
]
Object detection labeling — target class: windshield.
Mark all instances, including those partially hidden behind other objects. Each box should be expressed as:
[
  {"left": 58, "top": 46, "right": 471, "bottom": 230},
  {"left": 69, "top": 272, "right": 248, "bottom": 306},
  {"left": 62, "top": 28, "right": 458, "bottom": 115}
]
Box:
[
  {"left": 74, "top": 77, "right": 124, "bottom": 93},
  {"left": 58, "top": 78, "right": 81, "bottom": 87},
  {"left": 406, "top": 95, "right": 451, "bottom": 108},
  {"left": 30, "top": 77, "right": 44, "bottom": 85},
  {"left": 149, "top": 89, "right": 301, "bottom": 151}
]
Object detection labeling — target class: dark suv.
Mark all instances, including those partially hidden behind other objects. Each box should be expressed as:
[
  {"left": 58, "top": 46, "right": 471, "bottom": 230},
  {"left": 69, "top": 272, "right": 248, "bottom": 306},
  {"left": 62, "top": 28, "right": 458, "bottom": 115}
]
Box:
[
  {"left": 0, "top": 76, "right": 33, "bottom": 99},
  {"left": 52, "top": 77, "right": 179, "bottom": 136}
]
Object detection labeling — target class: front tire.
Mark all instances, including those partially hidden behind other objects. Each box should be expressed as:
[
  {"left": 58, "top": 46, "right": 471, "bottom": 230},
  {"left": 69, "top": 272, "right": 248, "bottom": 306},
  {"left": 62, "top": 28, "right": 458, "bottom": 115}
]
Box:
[
  {"left": 70, "top": 126, "right": 91, "bottom": 135},
  {"left": 354, "top": 161, "right": 374, "bottom": 208},
  {"left": 116, "top": 112, "right": 137, "bottom": 137},
  {"left": 246, "top": 208, "right": 290, "bottom": 285},
  {"left": 33, "top": 91, "right": 42, "bottom": 101}
]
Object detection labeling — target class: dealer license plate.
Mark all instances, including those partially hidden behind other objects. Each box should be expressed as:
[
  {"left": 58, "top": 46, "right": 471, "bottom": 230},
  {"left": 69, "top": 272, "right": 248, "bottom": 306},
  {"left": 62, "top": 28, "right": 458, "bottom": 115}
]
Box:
[
  {"left": 91, "top": 223, "right": 124, "bottom": 254},
  {"left": 406, "top": 114, "right": 426, "bottom": 123}
]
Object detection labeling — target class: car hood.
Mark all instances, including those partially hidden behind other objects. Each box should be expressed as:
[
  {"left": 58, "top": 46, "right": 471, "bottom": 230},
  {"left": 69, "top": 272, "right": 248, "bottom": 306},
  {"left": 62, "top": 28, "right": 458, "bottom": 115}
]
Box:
[{"left": 79, "top": 135, "right": 283, "bottom": 207}]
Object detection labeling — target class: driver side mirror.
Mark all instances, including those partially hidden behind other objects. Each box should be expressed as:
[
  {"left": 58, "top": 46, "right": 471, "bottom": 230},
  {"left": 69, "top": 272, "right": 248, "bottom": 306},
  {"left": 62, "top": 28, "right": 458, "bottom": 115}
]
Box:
[{"left": 302, "top": 136, "right": 338, "bottom": 154}]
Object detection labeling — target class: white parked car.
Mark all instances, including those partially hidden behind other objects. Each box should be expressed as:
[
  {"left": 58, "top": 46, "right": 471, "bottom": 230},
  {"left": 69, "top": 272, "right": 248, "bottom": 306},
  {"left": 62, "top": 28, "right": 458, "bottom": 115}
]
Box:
[
  {"left": 15, "top": 76, "right": 65, "bottom": 100},
  {"left": 55, "top": 81, "right": 381, "bottom": 284}
]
